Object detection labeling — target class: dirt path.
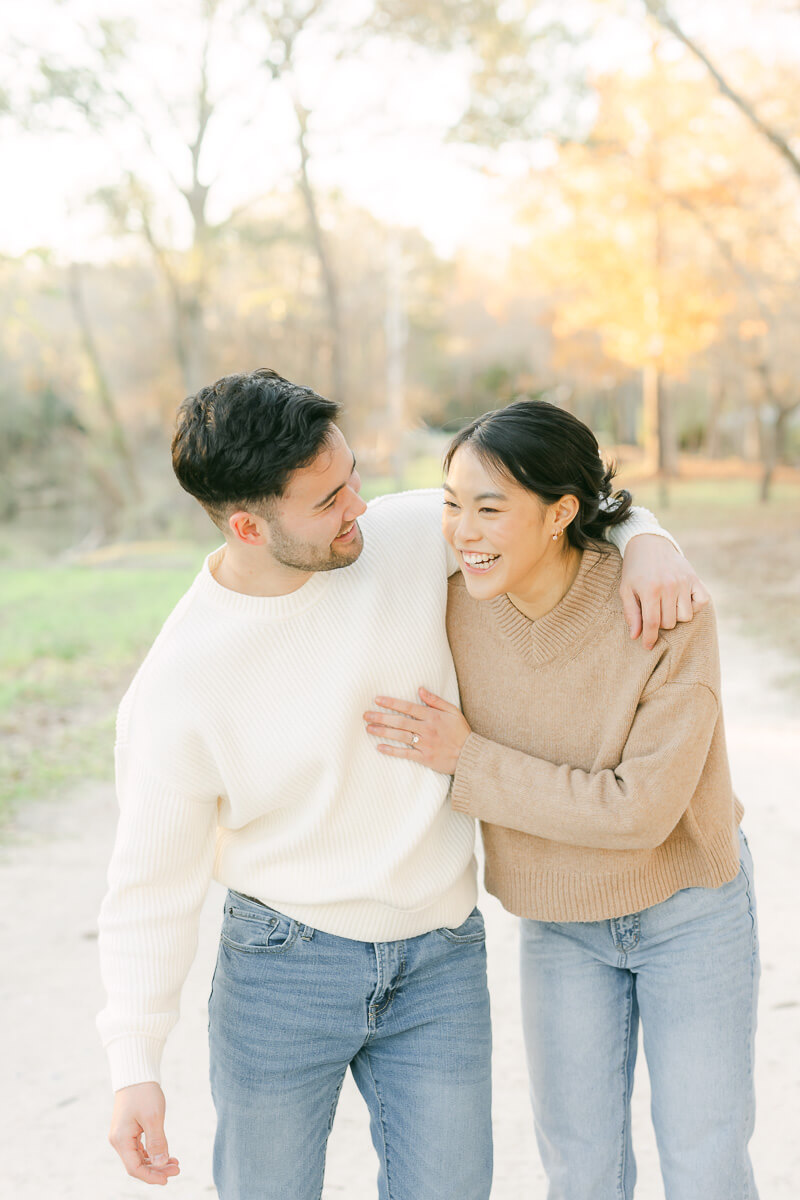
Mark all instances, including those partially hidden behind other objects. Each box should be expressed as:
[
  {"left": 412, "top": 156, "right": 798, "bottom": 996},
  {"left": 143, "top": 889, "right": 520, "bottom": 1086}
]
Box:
[{"left": 2, "top": 606, "right": 798, "bottom": 1198}]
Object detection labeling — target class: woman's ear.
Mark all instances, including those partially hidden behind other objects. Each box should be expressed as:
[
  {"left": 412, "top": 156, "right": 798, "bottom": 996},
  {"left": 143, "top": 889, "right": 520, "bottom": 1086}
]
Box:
[{"left": 555, "top": 494, "right": 580, "bottom": 529}]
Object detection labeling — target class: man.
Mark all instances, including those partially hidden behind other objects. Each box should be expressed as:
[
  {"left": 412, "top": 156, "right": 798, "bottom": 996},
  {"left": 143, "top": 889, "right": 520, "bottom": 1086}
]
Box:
[{"left": 99, "top": 368, "right": 705, "bottom": 1197}]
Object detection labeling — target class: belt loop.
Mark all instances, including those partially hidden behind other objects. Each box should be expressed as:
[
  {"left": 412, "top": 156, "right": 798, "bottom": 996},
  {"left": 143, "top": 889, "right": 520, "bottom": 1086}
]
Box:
[{"left": 300, "top": 923, "right": 315, "bottom": 941}]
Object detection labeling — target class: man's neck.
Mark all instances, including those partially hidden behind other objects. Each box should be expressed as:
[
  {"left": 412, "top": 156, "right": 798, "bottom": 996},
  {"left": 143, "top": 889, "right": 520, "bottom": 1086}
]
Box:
[{"left": 211, "top": 545, "right": 312, "bottom": 598}]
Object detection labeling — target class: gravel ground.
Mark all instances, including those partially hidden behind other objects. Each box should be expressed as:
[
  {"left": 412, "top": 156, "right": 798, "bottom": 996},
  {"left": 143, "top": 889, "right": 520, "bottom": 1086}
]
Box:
[{"left": 1, "top": 608, "right": 798, "bottom": 1198}]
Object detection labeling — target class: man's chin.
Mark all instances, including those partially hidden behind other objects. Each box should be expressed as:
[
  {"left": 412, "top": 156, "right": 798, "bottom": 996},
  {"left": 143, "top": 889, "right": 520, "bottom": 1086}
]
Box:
[{"left": 332, "top": 524, "right": 364, "bottom": 563}]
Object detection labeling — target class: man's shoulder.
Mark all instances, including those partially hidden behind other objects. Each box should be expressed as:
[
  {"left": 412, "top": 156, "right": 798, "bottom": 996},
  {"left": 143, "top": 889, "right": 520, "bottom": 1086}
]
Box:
[
  {"left": 365, "top": 487, "right": 443, "bottom": 521},
  {"left": 120, "top": 576, "right": 212, "bottom": 702},
  {"left": 362, "top": 489, "right": 448, "bottom": 554}
]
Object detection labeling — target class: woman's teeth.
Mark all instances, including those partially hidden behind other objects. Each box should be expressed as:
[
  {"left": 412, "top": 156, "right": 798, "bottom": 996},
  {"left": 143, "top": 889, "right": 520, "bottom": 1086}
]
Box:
[{"left": 462, "top": 552, "right": 500, "bottom": 571}]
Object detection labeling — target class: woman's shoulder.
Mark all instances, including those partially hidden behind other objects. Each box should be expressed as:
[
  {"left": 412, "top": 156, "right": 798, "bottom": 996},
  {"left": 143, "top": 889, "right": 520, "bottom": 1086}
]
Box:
[
  {"left": 584, "top": 549, "right": 721, "bottom": 690},
  {"left": 651, "top": 598, "right": 720, "bottom": 686}
]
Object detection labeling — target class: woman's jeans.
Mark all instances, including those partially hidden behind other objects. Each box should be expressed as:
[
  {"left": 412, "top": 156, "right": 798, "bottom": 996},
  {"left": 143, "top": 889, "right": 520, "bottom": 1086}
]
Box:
[
  {"left": 208, "top": 894, "right": 492, "bottom": 1200},
  {"left": 520, "top": 831, "right": 759, "bottom": 1200}
]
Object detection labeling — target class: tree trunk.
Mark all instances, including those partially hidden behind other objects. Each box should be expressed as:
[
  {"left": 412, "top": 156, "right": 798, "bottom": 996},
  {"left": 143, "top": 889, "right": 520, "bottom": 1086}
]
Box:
[
  {"left": 641, "top": 361, "right": 661, "bottom": 476},
  {"left": 658, "top": 381, "right": 677, "bottom": 504},
  {"left": 385, "top": 235, "right": 410, "bottom": 490},
  {"left": 66, "top": 263, "right": 141, "bottom": 503},
  {"left": 293, "top": 100, "right": 347, "bottom": 411},
  {"left": 705, "top": 376, "right": 726, "bottom": 458},
  {"left": 774, "top": 402, "right": 799, "bottom": 466}
]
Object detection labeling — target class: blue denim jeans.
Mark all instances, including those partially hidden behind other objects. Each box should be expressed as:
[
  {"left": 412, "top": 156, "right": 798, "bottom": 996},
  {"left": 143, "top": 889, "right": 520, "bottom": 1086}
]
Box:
[
  {"left": 208, "top": 893, "right": 492, "bottom": 1200},
  {"left": 520, "top": 831, "right": 759, "bottom": 1200}
]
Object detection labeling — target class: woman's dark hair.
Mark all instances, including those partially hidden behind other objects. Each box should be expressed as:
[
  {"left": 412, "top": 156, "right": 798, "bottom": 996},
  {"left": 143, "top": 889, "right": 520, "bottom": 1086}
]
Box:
[
  {"left": 172, "top": 368, "right": 341, "bottom": 529},
  {"left": 444, "top": 399, "right": 632, "bottom": 549}
]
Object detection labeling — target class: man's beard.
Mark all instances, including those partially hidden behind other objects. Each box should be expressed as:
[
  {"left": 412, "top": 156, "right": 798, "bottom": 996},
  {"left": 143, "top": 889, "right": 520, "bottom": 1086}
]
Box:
[{"left": 267, "top": 515, "right": 364, "bottom": 574}]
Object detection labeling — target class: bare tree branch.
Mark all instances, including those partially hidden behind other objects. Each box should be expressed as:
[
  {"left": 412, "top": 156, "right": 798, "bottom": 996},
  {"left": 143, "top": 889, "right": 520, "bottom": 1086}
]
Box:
[{"left": 643, "top": 0, "right": 800, "bottom": 181}]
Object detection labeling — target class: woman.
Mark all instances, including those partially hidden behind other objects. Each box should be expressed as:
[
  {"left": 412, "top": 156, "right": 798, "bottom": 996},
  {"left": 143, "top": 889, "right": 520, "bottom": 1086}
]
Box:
[{"left": 364, "top": 400, "right": 759, "bottom": 1200}]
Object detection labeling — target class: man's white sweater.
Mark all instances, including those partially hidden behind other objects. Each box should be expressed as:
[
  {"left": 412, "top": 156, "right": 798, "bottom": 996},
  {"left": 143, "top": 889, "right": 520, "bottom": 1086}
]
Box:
[{"left": 97, "top": 488, "right": 669, "bottom": 1090}]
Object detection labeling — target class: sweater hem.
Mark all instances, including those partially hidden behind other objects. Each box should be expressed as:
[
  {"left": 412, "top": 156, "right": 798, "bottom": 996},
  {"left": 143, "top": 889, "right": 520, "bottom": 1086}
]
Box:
[
  {"left": 255, "top": 866, "right": 478, "bottom": 942},
  {"left": 484, "top": 823, "right": 742, "bottom": 923}
]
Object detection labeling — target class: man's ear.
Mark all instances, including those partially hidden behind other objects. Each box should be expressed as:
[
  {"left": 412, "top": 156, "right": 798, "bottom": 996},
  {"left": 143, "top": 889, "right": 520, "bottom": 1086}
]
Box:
[{"left": 228, "top": 510, "right": 267, "bottom": 546}]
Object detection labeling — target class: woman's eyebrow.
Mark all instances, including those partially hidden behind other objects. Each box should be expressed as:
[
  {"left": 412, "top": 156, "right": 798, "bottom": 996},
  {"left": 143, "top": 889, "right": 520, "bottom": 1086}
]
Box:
[{"left": 443, "top": 481, "right": 508, "bottom": 501}]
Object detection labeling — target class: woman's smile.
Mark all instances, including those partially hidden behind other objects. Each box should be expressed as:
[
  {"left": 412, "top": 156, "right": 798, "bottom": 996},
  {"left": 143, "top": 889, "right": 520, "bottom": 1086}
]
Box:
[{"left": 460, "top": 551, "right": 501, "bottom": 573}]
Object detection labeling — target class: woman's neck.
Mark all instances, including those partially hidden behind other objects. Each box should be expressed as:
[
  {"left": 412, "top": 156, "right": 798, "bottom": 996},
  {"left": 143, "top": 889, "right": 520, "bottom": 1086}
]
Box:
[{"left": 507, "top": 545, "right": 583, "bottom": 622}]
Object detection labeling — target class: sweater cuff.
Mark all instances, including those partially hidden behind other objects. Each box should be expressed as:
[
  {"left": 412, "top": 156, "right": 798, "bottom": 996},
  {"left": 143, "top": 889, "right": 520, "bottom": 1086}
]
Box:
[
  {"left": 105, "top": 1035, "right": 165, "bottom": 1093},
  {"left": 607, "top": 505, "right": 682, "bottom": 556},
  {"left": 452, "top": 733, "right": 489, "bottom": 816}
]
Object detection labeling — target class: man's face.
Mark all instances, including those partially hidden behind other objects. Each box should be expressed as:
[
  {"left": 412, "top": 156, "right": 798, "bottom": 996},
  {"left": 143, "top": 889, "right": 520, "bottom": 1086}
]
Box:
[{"left": 265, "top": 426, "right": 367, "bottom": 573}]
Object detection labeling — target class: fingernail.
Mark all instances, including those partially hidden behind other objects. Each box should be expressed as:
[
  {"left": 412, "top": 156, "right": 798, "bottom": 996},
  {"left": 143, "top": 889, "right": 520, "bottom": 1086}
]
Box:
[{"left": 152, "top": 1154, "right": 169, "bottom": 1166}]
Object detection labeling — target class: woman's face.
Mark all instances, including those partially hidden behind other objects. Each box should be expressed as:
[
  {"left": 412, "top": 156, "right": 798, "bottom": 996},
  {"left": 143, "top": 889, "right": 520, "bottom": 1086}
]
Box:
[{"left": 442, "top": 444, "right": 569, "bottom": 603}]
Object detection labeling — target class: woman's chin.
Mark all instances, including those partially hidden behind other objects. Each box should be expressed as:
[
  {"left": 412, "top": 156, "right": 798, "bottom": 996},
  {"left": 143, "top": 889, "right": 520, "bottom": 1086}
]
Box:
[{"left": 460, "top": 566, "right": 503, "bottom": 600}]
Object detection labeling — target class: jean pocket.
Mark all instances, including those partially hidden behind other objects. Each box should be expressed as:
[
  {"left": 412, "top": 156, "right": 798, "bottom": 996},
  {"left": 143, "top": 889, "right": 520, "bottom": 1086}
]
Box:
[
  {"left": 221, "top": 892, "right": 298, "bottom": 953},
  {"left": 435, "top": 907, "right": 486, "bottom": 944}
]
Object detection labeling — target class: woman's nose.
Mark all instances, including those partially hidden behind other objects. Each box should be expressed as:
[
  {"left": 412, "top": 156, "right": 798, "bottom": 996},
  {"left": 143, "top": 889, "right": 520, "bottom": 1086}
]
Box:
[{"left": 457, "top": 513, "right": 479, "bottom": 543}]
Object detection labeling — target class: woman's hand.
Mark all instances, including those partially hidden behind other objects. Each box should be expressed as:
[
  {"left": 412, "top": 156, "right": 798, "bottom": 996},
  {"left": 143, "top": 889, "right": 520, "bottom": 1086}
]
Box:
[{"left": 364, "top": 688, "right": 472, "bottom": 775}]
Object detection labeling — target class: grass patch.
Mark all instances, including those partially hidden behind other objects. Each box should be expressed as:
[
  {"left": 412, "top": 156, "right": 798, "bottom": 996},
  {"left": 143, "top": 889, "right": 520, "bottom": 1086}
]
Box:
[{"left": 0, "top": 558, "right": 205, "bottom": 820}]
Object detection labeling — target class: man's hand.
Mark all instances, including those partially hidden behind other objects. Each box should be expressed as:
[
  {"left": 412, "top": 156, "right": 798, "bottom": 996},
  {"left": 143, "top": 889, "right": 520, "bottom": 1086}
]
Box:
[
  {"left": 109, "top": 1082, "right": 180, "bottom": 1186},
  {"left": 620, "top": 534, "right": 710, "bottom": 652}
]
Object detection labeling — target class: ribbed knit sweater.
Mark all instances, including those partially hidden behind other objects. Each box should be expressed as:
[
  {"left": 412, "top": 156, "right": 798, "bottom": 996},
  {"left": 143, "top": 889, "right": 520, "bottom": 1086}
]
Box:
[
  {"left": 448, "top": 547, "right": 742, "bottom": 923},
  {"left": 98, "top": 490, "right": 671, "bottom": 1089}
]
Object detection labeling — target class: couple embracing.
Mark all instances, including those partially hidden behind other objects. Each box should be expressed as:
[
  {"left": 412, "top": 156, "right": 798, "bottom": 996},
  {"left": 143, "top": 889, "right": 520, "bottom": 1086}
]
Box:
[{"left": 98, "top": 368, "right": 758, "bottom": 1199}]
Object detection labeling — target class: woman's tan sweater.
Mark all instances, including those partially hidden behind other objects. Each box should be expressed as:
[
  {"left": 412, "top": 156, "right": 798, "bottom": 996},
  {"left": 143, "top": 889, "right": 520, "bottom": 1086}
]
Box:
[{"left": 447, "top": 546, "right": 743, "bottom": 923}]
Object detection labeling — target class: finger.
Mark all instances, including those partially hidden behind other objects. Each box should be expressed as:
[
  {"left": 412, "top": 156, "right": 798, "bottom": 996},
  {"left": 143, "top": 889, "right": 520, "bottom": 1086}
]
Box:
[
  {"left": 374, "top": 695, "right": 429, "bottom": 720},
  {"left": 376, "top": 743, "right": 416, "bottom": 760},
  {"left": 366, "top": 724, "right": 421, "bottom": 748},
  {"left": 620, "top": 587, "right": 643, "bottom": 641},
  {"left": 142, "top": 1116, "right": 171, "bottom": 1169},
  {"left": 418, "top": 687, "right": 458, "bottom": 713},
  {"left": 659, "top": 590, "right": 678, "bottom": 632},
  {"left": 641, "top": 594, "right": 661, "bottom": 651},
  {"left": 675, "top": 584, "right": 694, "bottom": 623},
  {"left": 364, "top": 713, "right": 420, "bottom": 735},
  {"left": 691, "top": 581, "right": 710, "bottom": 609},
  {"left": 116, "top": 1136, "right": 177, "bottom": 1185}
]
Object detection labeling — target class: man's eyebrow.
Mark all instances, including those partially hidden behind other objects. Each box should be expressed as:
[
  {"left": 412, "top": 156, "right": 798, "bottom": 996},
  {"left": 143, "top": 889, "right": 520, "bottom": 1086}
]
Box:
[
  {"left": 443, "top": 481, "right": 507, "bottom": 501},
  {"left": 313, "top": 454, "right": 357, "bottom": 510}
]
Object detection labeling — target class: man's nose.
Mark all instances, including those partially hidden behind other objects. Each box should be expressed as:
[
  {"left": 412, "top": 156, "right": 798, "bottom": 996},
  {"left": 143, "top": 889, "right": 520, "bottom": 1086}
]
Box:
[{"left": 346, "top": 488, "right": 367, "bottom": 518}]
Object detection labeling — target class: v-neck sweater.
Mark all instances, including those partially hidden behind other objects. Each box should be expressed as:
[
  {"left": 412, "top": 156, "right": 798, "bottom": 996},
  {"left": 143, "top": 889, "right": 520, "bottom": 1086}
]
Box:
[{"left": 447, "top": 547, "right": 742, "bottom": 923}]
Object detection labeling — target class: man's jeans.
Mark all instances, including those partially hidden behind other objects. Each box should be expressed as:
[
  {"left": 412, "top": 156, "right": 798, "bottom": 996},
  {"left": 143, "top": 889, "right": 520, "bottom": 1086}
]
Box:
[
  {"left": 520, "top": 830, "right": 759, "bottom": 1200},
  {"left": 208, "top": 893, "right": 492, "bottom": 1200}
]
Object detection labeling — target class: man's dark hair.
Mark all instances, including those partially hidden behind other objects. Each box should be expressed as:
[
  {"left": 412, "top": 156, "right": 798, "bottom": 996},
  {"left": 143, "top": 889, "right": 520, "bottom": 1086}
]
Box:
[{"left": 172, "top": 368, "right": 341, "bottom": 530}]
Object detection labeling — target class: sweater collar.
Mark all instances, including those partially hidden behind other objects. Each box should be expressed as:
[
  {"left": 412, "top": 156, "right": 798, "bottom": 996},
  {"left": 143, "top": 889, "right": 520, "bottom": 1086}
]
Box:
[
  {"left": 489, "top": 546, "right": 621, "bottom": 665},
  {"left": 194, "top": 545, "right": 332, "bottom": 619}
]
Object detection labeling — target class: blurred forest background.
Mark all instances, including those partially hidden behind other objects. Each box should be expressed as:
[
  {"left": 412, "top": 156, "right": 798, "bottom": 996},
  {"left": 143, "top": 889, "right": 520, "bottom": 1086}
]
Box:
[{"left": 2, "top": 0, "right": 800, "bottom": 818}]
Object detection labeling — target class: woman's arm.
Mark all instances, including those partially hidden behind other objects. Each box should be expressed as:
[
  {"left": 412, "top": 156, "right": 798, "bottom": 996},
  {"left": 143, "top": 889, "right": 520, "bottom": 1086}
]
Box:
[
  {"left": 450, "top": 680, "right": 719, "bottom": 850},
  {"left": 364, "top": 677, "right": 721, "bottom": 852}
]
